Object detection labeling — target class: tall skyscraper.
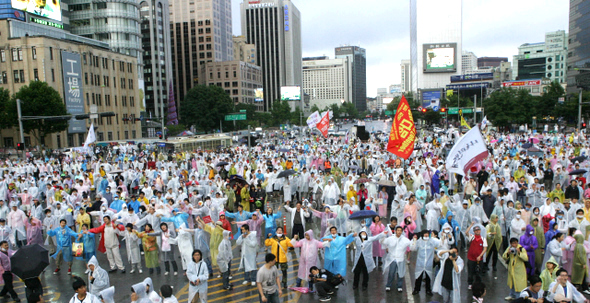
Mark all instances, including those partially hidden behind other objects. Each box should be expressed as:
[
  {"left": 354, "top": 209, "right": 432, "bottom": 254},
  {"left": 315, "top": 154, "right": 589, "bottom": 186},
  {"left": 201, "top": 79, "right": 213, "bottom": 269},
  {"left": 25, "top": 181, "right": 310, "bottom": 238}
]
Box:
[
  {"left": 335, "top": 46, "right": 367, "bottom": 111},
  {"left": 462, "top": 50, "right": 477, "bottom": 74},
  {"left": 241, "top": 0, "right": 302, "bottom": 112},
  {"left": 169, "top": 0, "right": 234, "bottom": 105},
  {"left": 400, "top": 59, "right": 411, "bottom": 93},
  {"left": 69, "top": 0, "right": 143, "bottom": 77},
  {"left": 567, "top": 0, "right": 590, "bottom": 93},
  {"left": 140, "top": 0, "right": 173, "bottom": 123},
  {"left": 410, "top": 0, "right": 462, "bottom": 92}
]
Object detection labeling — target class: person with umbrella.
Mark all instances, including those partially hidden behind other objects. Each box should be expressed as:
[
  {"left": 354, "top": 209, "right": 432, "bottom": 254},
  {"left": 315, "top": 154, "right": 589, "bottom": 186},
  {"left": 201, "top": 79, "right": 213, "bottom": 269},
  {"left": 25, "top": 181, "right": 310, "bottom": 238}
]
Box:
[{"left": 0, "top": 240, "right": 19, "bottom": 302}]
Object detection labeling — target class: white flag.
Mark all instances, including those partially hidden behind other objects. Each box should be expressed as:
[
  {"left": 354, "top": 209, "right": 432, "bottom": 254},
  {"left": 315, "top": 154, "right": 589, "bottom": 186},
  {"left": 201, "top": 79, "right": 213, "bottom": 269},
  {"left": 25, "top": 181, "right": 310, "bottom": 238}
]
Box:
[
  {"left": 306, "top": 111, "right": 321, "bottom": 128},
  {"left": 481, "top": 116, "right": 489, "bottom": 130},
  {"left": 445, "top": 126, "right": 489, "bottom": 176},
  {"left": 84, "top": 123, "right": 96, "bottom": 148}
]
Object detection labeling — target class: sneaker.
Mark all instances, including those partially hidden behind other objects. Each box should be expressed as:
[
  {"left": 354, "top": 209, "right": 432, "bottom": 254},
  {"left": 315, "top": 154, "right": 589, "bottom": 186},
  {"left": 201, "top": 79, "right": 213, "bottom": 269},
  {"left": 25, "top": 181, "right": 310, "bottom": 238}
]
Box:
[
  {"left": 505, "top": 296, "right": 514, "bottom": 301},
  {"left": 67, "top": 269, "right": 71, "bottom": 275},
  {"left": 229, "top": 276, "right": 233, "bottom": 280},
  {"left": 426, "top": 290, "right": 433, "bottom": 296},
  {"left": 468, "top": 285, "right": 472, "bottom": 290},
  {"left": 242, "top": 281, "right": 249, "bottom": 285},
  {"left": 252, "top": 282, "right": 256, "bottom": 286},
  {"left": 224, "top": 286, "right": 233, "bottom": 291},
  {"left": 385, "top": 287, "right": 391, "bottom": 292},
  {"left": 319, "top": 297, "right": 331, "bottom": 302},
  {"left": 139, "top": 269, "right": 143, "bottom": 274},
  {"left": 334, "top": 286, "right": 338, "bottom": 289},
  {"left": 174, "top": 272, "right": 178, "bottom": 276},
  {"left": 397, "top": 288, "right": 403, "bottom": 293},
  {"left": 164, "top": 272, "right": 169, "bottom": 276},
  {"left": 217, "top": 275, "right": 221, "bottom": 278},
  {"left": 412, "top": 290, "right": 419, "bottom": 295},
  {"left": 326, "top": 291, "right": 334, "bottom": 295},
  {"left": 120, "top": 269, "right": 125, "bottom": 274},
  {"left": 109, "top": 268, "right": 117, "bottom": 273},
  {"left": 130, "top": 269, "right": 135, "bottom": 274},
  {"left": 584, "top": 290, "right": 590, "bottom": 295},
  {"left": 53, "top": 268, "right": 60, "bottom": 275},
  {"left": 141, "top": 251, "right": 144, "bottom": 255}
]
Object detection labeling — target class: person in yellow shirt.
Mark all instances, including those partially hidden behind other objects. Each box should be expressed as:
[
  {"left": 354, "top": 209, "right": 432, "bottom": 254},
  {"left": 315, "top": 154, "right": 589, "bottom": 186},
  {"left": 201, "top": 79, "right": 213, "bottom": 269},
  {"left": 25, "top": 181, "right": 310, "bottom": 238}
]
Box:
[
  {"left": 265, "top": 226, "right": 294, "bottom": 289},
  {"left": 137, "top": 192, "right": 149, "bottom": 207},
  {"left": 548, "top": 184, "right": 565, "bottom": 203},
  {"left": 75, "top": 207, "right": 91, "bottom": 232},
  {"left": 583, "top": 199, "right": 590, "bottom": 223},
  {"left": 346, "top": 185, "right": 357, "bottom": 204},
  {"left": 240, "top": 184, "right": 251, "bottom": 212}
]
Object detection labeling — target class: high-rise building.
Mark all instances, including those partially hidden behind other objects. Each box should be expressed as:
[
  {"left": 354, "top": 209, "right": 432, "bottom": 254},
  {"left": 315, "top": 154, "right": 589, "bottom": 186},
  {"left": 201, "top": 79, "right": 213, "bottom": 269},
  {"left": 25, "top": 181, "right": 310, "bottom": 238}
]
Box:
[
  {"left": 0, "top": 19, "right": 142, "bottom": 148},
  {"left": 513, "top": 30, "right": 567, "bottom": 83},
  {"left": 400, "top": 59, "right": 411, "bottom": 93},
  {"left": 68, "top": 0, "right": 143, "bottom": 77},
  {"left": 410, "top": 0, "right": 462, "bottom": 91},
  {"left": 241, "top": 0, "right": 302, "bottom": 112},
  {"left": 169, "top": 0, "right": 234, "bottom": 106},
  {"left": 302, "top": 56, "right": 351, "bottom": 109},
  {"left": 478, "top": 57, "right": 508, "bottom": 68},
  {"left": 462, "top": 50, "right": 477, "bottom": 74},
  {"left": 567, "top": 0, "right": 590, "bottom": 93},
  {"left": 335, "top": 46, "right": 366, "bottom": 111},
  {"left": 140, "top": 0, "right": 173, "bottom": 128},
  {"left": 203, "top": 61, "right": 263, "bottom": 111},
  {"left": 233, "top": 36, "right": 257, "bottom": 65}
]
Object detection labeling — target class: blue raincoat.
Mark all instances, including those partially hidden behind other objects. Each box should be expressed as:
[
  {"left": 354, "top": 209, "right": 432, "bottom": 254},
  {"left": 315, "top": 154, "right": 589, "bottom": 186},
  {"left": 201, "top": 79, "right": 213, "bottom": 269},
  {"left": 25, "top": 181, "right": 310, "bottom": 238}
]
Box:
[
  {"left": 110, "top": 199, "right": 125, "bottom": 212},
  {"left": 47, "top": 226, "right": 78, "bottom": 262},
  {"left": 438, "top": 210, "right": 461, "bottom": 240},
  {"left": 225, "top": 210, "right": 252, "bottom": 238},
  {"left": 263, "top": 211, "right": 282, "bottom": 237},
  {"left": 161, "top": 212, "right": 189, "bottom": 229},
  {"left": 76, "top": 232, "right": 96, "bottom": 261},
  {"left": 321, "top": 233, "right": 355, "bottom": 277}
]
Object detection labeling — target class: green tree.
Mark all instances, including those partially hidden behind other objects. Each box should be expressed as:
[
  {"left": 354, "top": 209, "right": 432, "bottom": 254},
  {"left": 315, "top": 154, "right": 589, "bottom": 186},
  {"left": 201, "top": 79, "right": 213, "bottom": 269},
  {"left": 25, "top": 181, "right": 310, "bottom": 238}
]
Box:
[
  {"left": 234, "top": 103, "right": 259, "bottom": 129},
  {"left": 538, "top": 81, "right": 565, "bottom": 118},
  {"left": 341, "top": 102, "right": 359, "bottom": 119},
  {"left": 179, "top": 85, "right": 233, "bottom": 132},
  {"left": 289, "top": 107, "right": 303, "bottom": 125},
  {"left": 328, "top": 103, "right": 341, "bottom": 120},
  {"left": 310, "top": 104, "right": 321, "bottom": 113},
  {"left": 554, "top": 90, "right": 590, "bottom": 125},
  {"left": 0, "top": 88, "right": 12, "bottom": 130},
  {"left": 6, "top": 81, "right": 68, "bottom": 143},
  {"left": 270, "top": 100, "right": 292, "bottom": 126},
  {"left": 485, "top": 88, "right": 538, "bottom": 129}
]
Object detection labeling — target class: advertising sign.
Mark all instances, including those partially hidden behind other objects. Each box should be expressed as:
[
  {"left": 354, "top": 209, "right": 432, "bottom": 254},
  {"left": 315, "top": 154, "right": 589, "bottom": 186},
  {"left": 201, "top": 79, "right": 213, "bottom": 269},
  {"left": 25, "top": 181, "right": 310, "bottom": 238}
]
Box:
[
  {"left": 446, "top": 82, "right": 490, "bottom": 90},
  {"left": 13, "top": 0, "right": 62, "bottom": 21},
  {"left": 254, "top": 88, "right": 264, "bottom": 102},
  {"left": 450, "top": 73, "right": 493, "bottom": 83},
  {"left": 501, "top": 80, "right": 542, "bottom": 87},
  {"left": 280, "top": 86, "right": 301, "bottom": 101},
  {"left": 61, "top": 51, "right": 86, "bottom": 134},
  {"left": 421, "top": 90, "right": 441, "bottom": 110},
  {"left": 423, "top": 43, "right": 457, "bottom": 73},
  {"left": 382, "top": 97, "right": 394, "bottom": 105}
]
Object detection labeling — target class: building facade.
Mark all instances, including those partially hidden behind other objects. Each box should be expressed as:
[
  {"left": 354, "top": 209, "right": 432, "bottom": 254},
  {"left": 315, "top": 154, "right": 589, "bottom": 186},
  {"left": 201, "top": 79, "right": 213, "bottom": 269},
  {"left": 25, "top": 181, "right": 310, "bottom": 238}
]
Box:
[
  {"left": 139, "top": 0, "right": 173, "bottom": 124},
  {"left": 462, "top": 50, "right": 477, "bottom": 74},
  {"left": 68, "top": 0, "right": 143, "bottom": 77},
  {"left": 335, "top": 46, "right": 366, "bottom": 111},
  {"left": 478, "top": 57, "right": 508, "bottom": 68},
  {"left": 410, "top": 0, "right": 462, "bottom": 92},
  {"left": 0, "top": 19, "right": 142, "bottom": 149},
  {"left": 513, "top": 30, "right": 568, "bottom": 83},
  {"left": 400, "top": 59, "right": 411, "bottom": 93},
  {"left": 233, "top": 35, "right": 257, "bottom": 65},
  {"left": 302, "top": 56, "right": 351, "bottom": 109},
  {"left": 241, "top": 0, "right": 302, "bottom": 112},
  {"left": 203, "top": 61, "right": 263, "bottom": 111},
  {"left": 567, "top": 0, "right": 590, "bottom": 93},
  {"left": 169, "top": 0, "right": 233, "bottom": 107}
]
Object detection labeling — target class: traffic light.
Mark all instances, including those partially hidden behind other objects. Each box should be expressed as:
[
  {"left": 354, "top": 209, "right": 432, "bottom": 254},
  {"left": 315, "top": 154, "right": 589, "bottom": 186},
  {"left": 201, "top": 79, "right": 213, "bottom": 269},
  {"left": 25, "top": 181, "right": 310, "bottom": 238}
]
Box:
[
  {"left": 441, "top": 108, "right": 447, "bottom": 112},
  {"left": 583, "top": 122, "right": 587, "bottom": 128},
  {"left": 158, "top": 134, "right": 163, "bottom": 139},
  {"left": 17, "top": 142, "right": 24, "bottom": 150},
  {"left": 421, "top": 108, "right": 427, "bottom": 113},
  {"left": 100, "top": 112, "right": 115, "bottom": 118},
  {"left": 122, "top": 117, "right": 129, "bottom": 122},
  {"left": 74, "top": 114, "right": 90, "bottom": 120}
]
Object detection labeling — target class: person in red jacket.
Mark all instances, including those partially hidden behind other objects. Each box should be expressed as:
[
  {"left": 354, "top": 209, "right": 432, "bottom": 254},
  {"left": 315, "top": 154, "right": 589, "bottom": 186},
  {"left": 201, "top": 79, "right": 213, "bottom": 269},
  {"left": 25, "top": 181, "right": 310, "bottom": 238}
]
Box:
[
  {"left": 85, "top": 215, "right": 126, "bottom": 273},
  {"left": 466, "top": 224, "right": 487, "bottom": 290}
]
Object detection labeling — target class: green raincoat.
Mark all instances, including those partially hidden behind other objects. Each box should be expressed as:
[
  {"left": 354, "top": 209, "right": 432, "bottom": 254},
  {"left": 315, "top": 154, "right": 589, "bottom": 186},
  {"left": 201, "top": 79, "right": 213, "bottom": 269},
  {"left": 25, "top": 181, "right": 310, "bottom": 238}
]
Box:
[
  {"left": 486, "top": 214, "right": 502, "bottom": 254},
  {"left": 502, "top": 244, "right": 529, "bottom": 292},
  {"left": 572, "top": 233, "right": 587, "bottom": 284},
  {"left": 533, "top": 221, "right": 546, "bottom": 271},
  {"left": 540, "top": 256, "right": 559, "bottom": 291}
]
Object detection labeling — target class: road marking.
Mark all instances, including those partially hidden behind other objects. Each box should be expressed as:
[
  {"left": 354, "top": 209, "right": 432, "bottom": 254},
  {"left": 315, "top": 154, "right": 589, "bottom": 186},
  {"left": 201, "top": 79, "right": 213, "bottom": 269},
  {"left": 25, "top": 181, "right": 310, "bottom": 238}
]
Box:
[{"left": 405, "top": 266, "right": 414, "bottom": 303}]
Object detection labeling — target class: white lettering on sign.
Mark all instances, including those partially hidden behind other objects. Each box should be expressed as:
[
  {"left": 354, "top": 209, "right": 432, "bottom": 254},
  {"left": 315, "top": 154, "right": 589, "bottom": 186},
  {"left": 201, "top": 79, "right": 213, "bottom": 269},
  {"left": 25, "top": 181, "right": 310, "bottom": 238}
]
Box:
[{"left": 249, "top": 3, "right": 275, "bottom": 8}]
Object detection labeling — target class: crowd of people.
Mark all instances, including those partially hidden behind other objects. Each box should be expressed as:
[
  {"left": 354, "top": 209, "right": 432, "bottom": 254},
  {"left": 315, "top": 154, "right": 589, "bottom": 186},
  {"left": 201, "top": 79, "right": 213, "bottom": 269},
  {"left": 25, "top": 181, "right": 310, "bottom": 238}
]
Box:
[{"left": 0, "top": 123, "right": 590, "bottom": 302}]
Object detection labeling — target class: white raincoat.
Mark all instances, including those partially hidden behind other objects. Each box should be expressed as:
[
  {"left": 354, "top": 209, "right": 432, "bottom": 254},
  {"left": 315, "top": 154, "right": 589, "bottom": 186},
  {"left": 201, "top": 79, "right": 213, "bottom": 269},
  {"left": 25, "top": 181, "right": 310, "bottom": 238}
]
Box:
[
  {"left": 131, "top": 282, "right": 152, "bottom": 303},
  {"left": 187, "top": 259, "right": 209, "bottom": 303},
  {"left": 433, "top": 251, "right": 464, "bottom": 303},
  {"left": 143, "top": 277, "right": 162, "bottom": 303},
  {"left": 410, "top": 236, "right": 441, "bottom": 280},
  {"left": 88, "top": 256, "right": 110, "bottom": 296},
  {"left": 237, "top": 231, "right": 258, "bottom": 272},
  {"left": 170, "top": 228, "right": 194, "bottom": 271},
  {"left": 352, "top": 232, "right": 385, "bottom": 274},
  {"left": 98, "top": 286, "right": 115, "bottom": 303},
  {"left": 380, "top": 234, "right": 411, "bottom": 278},
  {"left": 217, "top": 230, "right": 233, "bottom": 273}
]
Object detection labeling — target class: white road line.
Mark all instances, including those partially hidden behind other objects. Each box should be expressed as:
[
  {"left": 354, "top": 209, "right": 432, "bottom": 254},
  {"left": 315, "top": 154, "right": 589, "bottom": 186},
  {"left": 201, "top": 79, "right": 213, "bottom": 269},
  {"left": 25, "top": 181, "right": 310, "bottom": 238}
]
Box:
[{"left": 405, "top": 266, "right": 414, "bottom": 303}]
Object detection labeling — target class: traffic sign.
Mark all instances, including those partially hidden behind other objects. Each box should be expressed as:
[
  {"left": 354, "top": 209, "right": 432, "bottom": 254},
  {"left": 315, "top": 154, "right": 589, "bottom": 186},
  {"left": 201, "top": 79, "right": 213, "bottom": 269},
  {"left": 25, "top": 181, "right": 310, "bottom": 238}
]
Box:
[
  {"left": 384, "top": 110, "right": 393, "bottom": 115},
  {"left": 239, "top": 109, "right": 247, "bottom": 113},
  {"left": 225, "top": 114, "right": 247, "bottom": 121},
  {"left": 417, "top": 106, "right": 423, "bottom": 112},
  {"left": 433, "top": 106, "right": 439, "bottom": 112},
  {"left": 447, "top": 108, "right": 473, "bottom": 115}
]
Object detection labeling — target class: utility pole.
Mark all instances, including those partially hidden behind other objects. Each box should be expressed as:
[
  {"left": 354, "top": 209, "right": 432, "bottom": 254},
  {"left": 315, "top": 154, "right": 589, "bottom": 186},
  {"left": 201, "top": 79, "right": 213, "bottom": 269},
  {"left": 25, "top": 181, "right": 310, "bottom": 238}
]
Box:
[
  {"left": 578, "top": 88, "right": 583, "bottom": 130},
  {"left": 161, "top": 100, "right": 165, "bottom": 139},
  {"left": 473, "top": 95, "right": 477, "bottom": 123},
  {"left": 17, "top": 99, "right": 25, "bottom": 158}
]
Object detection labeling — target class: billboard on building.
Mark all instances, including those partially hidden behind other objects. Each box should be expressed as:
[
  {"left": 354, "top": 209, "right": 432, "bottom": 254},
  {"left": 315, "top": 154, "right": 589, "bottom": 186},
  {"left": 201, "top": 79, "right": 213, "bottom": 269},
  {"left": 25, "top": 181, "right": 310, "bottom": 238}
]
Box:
[
  {"left": 61, "top": 51, "right": 86, "bottom": 134},
  {"left": 421, "top": 89, "right": 441, "bottom": 110},
  {"left": 138, "top": 79, "right": 145, "bottom": 111},
  {"left": 382, "top": 97, "right": 394, "bottom": 104},
  {"left": 280, "top": 86, "right": 301, "bottom": 101},
  {"left": 423, "top": 43, "right": 457, "bottom": 73},
  {"left": 502, "top": 80, "right": 542, "bottom": 87},
  {"left": 254, "top": 88, "right": 264, "bottom": 102},
  {"left": 12, "top": 0, "right": 62, "bottom": 21}
]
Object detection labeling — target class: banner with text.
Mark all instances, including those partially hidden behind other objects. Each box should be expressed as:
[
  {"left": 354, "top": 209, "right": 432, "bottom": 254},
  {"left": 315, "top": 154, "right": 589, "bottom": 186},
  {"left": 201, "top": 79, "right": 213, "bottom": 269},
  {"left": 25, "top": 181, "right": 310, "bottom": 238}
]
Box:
[
  {"left": 61, "top": 51, "right": 86, "bottom": 133},
  {"left": 445, "top": 126, "right": 489, "bottom": 176}
]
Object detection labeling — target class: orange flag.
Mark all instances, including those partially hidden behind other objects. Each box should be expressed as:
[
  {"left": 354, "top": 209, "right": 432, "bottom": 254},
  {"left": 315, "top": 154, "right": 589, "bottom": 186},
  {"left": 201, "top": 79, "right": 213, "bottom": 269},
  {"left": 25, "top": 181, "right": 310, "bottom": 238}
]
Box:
[
  {"left": 386, "top": 95, "right": 416, "bottom": 159},
  {"left": 316, "top": 112, "right": 330, "bottom": 138}
]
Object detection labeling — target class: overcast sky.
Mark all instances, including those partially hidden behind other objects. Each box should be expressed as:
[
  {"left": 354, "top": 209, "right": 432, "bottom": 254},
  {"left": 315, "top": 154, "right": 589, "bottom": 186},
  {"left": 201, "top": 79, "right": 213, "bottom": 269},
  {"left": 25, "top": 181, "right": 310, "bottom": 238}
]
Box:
[{"left": 232, "top": 0, "right": 569, "bottom": 97}]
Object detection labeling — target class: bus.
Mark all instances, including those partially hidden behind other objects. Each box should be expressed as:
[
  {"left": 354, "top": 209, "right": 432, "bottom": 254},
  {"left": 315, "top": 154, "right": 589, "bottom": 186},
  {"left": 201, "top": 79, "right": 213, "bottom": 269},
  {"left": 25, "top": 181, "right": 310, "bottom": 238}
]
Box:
[{"left": 157, "top": 135, "right": 233, "bottom": 153}]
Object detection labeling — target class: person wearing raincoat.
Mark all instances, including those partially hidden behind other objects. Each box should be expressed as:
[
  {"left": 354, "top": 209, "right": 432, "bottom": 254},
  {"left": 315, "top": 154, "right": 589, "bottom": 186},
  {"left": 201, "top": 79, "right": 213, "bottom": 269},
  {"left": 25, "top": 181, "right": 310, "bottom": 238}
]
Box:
[
  {"left": 571, "top": 233, "right": 589, "bottom": 291},
  {"left": 370, "top": 215, "right": 386, "bottom": 265},
  {"left": 321, "top": 226, "right": 356, "bottom": 278},
  {"left": 235, "top": 210, "right": 265, "bottom": 247},
  {"left": 519, "top": 224, "right": 539, "bottom": 275},
  {"left": 263, "top": 207, "right": 282, "bottom": 238},
  {"left": 291, "top": 229, "right": 328, "bottom": 289},
  {"left": 540, "top": 256, "right": 560, "bottom": 293},
  {"left": 410, "top": 230, "right": 441, "bottom": 296},
  {"left": 98, "top": 286, "right": 115, "bottom": 303},
  {"left": 236, "top": 225, "right": 258, "bottom": 285},
  {"left": 433, "top": 247, "right": 464, "bottom": 303},
  {"left": 379, "top": 226, "right": 411, "bottom": 292},
  {"left": 137, "top": 223, "right": 161, "bottom": 274},
  {"left": 217, "top": 230, "right": 233, "bottom": 290},
  {"left": 26, "top": 216, "right": 43, "bottom": 245},
  {"left": 120, "top": 223, "right": 142, "bottom": 274},
  {"left": 502, "top": 238, "right": 529, "bottom": 300},
  {"left": 485, "top": 214, "right": 502, "bottom": 272},
  {"left": 224, "top": 205, "right": 252, "bottom": 238},
  {"left": 130, "top": 282, "right": 151, "bottom": 303},
  {"left": 47, "top": 219, "right": 78, "bottom": 274},
  {"left": 532, "top": 218, "right": 546, "bottom": 273},
  {"left": 351, "top": 229, "right": 384, "bottom": 290},
  {"left": 87, "top": 255, "right": 109, "bottom": 296},
  {"left": 543, "top": 232, "right": 565, "bottom": 270},
  {"left": 438, "top": 210, "right": 461, "bottom": 246},
  {"left": 327, "top": 198, "right": 350, "bottom": 236},
  {"left": 265, "top": 226, "right": 294, "bottom": 289},
  {"left": 144, "top": 277, "right": 162, "bottom": 303},
  {"left": 170, "top": 227, "right": 195, "bottom": 273},
  {"left": 187, "top": 249, "right": 209, "bottom": 303}
]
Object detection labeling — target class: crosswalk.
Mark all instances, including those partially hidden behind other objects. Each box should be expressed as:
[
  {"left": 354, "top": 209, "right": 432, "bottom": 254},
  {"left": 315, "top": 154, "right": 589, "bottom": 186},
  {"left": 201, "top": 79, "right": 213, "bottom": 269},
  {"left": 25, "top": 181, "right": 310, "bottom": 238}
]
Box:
[
  {"left": 174, "top": 251, "right": 302, "bottom": 303},
  {"left": 11, "top": 280, "right": 61, "bottom": 302}
]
